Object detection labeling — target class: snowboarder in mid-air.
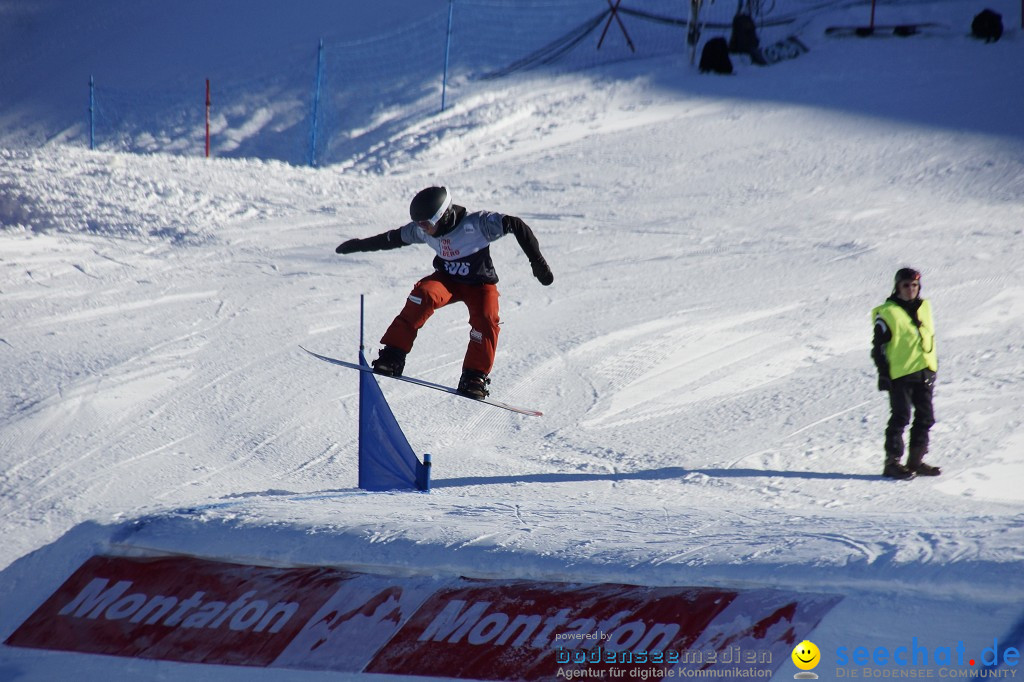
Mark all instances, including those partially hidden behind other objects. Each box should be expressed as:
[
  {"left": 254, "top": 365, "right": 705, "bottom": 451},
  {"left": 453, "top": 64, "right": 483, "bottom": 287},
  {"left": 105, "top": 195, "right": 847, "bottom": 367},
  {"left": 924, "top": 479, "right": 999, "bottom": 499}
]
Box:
[{"left": 335, "top": 186, "right": 553, "bottom": 399}]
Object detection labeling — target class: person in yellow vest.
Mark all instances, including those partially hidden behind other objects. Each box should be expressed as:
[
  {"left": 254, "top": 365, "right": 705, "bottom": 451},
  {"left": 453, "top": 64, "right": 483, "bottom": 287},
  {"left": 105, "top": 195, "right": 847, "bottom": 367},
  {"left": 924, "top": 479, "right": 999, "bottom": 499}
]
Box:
[{"left": 871, "top": 268, "right": 941, "bottom": 480}]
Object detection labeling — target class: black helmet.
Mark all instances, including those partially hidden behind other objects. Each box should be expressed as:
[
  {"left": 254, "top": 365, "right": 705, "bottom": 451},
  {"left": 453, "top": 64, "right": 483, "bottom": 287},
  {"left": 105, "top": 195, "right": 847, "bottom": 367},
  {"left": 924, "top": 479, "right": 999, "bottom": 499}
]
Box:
[
  {"left": 892, "top": 267, "right": 922, "bottom": 295},
  {"left": 410, "top": 186, "right": 452, "bottom": 228},
  {"left": 894, "top": 267, "right": 921, "bottom": 283}
]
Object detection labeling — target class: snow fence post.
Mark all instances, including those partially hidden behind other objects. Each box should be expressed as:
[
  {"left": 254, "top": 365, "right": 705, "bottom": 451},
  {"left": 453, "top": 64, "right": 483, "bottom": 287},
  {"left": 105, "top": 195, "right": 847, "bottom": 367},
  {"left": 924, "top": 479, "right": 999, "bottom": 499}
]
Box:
[
  {"left": 308, "top": 39, "right": 325, "bottom": 167},
  {"left": 205, "top": 79, "right": 211, "bottom": 158},
  {"left": 687, "top": 0, "right": 702, "bottom": 66},
  {"left": 89, "top": 76, "right": 95, "bottom": 151},
  {"left": 441, "top": 0, "right": 454, "bottom": 113}
]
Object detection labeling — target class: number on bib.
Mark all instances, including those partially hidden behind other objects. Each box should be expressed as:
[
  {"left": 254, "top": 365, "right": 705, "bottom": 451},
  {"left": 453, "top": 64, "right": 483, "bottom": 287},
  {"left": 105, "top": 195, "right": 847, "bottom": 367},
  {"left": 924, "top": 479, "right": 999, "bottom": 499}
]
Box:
[{"left": 444, "top": 261, "right": 470, "bottom": 277}]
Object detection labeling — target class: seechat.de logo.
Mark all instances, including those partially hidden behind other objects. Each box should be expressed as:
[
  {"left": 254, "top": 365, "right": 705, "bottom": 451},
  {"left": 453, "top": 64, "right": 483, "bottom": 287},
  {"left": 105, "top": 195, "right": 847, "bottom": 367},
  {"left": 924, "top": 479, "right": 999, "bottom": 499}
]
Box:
[{"left": 793, "top": 640, "right": 822, "bottom": 679}]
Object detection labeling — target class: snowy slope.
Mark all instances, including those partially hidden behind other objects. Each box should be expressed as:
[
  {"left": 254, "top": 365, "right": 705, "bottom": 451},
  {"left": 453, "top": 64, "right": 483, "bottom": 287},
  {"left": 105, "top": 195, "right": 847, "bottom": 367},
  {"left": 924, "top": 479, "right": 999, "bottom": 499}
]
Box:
[{"left": 2, "top": 0, "right": 1024, "bottom": 680}]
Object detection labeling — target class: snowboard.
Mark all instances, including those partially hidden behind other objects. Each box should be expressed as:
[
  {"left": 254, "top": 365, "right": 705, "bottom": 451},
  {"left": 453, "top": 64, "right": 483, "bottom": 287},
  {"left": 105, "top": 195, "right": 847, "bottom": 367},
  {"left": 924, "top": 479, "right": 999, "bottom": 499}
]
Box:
[{"left": 300, "top": 347, "right": 542, "bottom": 417}]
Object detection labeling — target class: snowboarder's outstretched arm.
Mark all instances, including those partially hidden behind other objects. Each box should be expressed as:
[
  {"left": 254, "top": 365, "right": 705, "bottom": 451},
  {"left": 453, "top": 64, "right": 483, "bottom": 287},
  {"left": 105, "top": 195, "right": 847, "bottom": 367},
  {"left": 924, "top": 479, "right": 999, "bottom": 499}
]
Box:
[
  {"left": 336, "top": 228, "right": 407, "bottom": 254},
  {"left": 502, "top": 215, "right": 553, "bottom": 285}
]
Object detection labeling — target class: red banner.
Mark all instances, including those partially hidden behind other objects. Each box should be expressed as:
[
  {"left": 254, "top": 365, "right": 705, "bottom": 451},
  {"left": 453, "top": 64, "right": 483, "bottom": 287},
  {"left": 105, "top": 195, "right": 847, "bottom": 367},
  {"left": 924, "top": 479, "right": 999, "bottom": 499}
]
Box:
[
  {"left": 274, "top": 571, "right": 441, "bottom": 671},
  {"left": 366, "top": 580, "right": 737, "bottom": 680},
  {"left": 5, "top": 555, "right": 348, "bottom": 667},
  {"left": 5, "top": 554, "right": 840, "bottom": 679}
]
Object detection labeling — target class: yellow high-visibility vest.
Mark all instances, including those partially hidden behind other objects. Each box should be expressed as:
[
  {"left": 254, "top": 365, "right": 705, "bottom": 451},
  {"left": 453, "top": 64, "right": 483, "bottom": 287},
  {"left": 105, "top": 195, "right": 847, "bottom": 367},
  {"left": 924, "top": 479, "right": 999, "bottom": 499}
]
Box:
[{"left": 872, "top": 299, "right": 937, "bottom": 379}]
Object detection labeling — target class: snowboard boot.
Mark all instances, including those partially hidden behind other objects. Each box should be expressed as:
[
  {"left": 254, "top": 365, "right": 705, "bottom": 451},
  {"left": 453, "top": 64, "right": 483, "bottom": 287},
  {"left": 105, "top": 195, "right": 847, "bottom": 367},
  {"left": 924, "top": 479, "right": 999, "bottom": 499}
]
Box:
[
  {"left": 907, "top": 446, "right": 941, "bottom": 476},
  {"left": 372, "top": 345, "right": 406, "bottom": 377},
  {"left": 457, "top": 369, "right": 490, "bottom": 400},
  {"left": 882, "top": 455, "right": 915, "bottom": 480}
]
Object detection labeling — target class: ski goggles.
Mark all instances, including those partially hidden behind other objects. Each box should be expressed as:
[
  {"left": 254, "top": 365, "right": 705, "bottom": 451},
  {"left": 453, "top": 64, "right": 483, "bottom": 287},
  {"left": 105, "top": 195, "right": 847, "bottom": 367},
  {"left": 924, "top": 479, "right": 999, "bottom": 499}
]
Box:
[{"left": 415, "top": 193, "right": 453, "bottom": 230}]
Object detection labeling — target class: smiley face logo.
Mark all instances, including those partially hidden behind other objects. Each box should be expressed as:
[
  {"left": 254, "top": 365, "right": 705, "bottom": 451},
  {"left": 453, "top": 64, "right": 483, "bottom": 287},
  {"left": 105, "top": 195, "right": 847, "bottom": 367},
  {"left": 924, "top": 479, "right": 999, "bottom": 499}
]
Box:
[{"left": 792, "top": 640, "right": 821, "bottom": 671}]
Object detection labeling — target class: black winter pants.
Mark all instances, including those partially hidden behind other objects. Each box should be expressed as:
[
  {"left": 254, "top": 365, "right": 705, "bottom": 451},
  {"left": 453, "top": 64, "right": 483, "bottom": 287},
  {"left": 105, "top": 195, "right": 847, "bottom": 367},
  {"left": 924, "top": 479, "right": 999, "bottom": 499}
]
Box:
[{"left": 885, "top": 375, "right": 936, "bottom": 460}]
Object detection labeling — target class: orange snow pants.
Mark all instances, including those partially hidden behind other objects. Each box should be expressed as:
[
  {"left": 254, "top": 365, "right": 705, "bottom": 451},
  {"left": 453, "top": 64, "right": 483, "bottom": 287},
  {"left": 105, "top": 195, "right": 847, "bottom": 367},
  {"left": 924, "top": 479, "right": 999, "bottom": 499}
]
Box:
[{"left": 380, "top": 272, "right": 500, "bottom": 375}]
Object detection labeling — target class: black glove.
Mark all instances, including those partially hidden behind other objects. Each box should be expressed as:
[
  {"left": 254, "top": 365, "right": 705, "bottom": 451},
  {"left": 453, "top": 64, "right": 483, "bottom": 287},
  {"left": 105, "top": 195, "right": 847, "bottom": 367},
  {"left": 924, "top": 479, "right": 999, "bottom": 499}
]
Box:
[
  {"left": 335, "top": 239, "right": 362, "bottom": 254},
  {"left": 531, "top": 258, "right": 553, "bottom": 286},
  {"left": 878, "top": 376, "right": 891, "bottom": 392}
]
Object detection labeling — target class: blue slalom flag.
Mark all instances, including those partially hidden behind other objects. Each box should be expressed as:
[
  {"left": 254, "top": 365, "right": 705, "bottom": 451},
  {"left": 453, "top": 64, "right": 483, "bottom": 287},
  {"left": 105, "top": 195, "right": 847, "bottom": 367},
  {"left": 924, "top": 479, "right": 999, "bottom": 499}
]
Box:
[{"left": 358, "top": 352, "right": 429, "bottom": 491}]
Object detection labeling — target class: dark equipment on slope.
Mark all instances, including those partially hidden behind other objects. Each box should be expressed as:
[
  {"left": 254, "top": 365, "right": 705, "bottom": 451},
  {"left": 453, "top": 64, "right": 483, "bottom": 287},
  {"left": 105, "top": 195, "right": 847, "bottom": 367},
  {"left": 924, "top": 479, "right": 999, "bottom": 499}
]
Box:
[
  {"left": 971, "top": 9, "right": 1003, "bottom": 42},
  {"left": 730, "top": 14, "right": 767, "bottom": 65},
  {"left": 699, "top": 37, "right": 733, "bottom": 74}
]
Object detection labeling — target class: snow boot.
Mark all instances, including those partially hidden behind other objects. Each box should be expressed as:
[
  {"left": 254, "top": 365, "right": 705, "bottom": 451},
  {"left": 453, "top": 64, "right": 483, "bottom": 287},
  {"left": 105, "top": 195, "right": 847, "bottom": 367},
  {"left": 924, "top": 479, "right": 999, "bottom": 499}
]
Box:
[
  {"left": 372, "top": 345, "right": 406, "bottom": 377},
  {"left": 882, "top": 455, "right": 915, "bottom": 480},
  {"left": 457, "top": 369, "right": 490, "bottom": 400},
  {"left": 907, "top": 446, "right": 941, "bottom": 476},
  {"left": 883, "top": 462, "right": 915, "bottom": 480}
]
